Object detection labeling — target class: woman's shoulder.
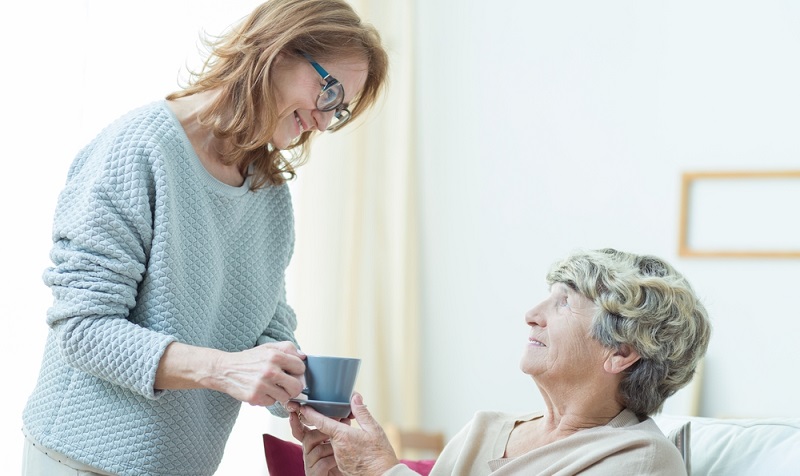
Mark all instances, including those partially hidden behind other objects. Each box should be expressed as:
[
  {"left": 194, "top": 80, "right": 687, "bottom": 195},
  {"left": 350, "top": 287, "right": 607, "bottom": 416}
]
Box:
[
  {"left": 565, "top": 412, "right": 686, "bottom": 474},
  {"left": 605, "top": 410, "right": 675, "bottom": 441},
  {"left": 98, "top": 100, "right": 180, "bottom": 151},
  {"left": 69, "top": 101, "right": 184, "bottom": 179},
  {"left": 67, "top": 100, "right": 182, "bottom": 191},
  {"left": 602, "top": 411, "right": 685, "bottom": 463}
]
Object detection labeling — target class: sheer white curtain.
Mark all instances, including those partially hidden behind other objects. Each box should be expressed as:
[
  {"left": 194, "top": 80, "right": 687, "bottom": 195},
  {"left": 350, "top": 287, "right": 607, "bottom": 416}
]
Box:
[{"left": 287, "top": 0, "right": 420, "bottom": 429}]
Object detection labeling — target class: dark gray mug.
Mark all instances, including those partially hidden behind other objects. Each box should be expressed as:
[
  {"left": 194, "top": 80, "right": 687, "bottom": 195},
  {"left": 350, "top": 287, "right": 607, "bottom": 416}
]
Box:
[{"left": 301, "top": 355, "right": 361, "bottom": 403}]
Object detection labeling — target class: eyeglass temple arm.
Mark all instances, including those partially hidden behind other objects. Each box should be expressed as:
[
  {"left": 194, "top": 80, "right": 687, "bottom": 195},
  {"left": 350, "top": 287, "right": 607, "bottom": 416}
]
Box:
[{"left": 301, "top": 53, "right": 333, "bottom": 81}]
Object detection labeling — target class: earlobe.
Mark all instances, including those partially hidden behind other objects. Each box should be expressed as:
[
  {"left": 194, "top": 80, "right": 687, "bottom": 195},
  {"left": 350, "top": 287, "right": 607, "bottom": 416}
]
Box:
[{"left": 604, "top": 345, "right": 641, "bottom": 374}]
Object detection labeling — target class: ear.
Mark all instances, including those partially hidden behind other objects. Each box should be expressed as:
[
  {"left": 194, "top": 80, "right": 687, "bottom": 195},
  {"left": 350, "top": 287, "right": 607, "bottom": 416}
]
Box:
[{"left": 603, "top": 345, "right": 641, "bottom": 374}]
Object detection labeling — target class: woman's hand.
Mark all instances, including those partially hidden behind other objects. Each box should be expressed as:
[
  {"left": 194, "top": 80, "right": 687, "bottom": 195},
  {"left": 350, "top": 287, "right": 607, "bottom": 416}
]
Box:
[
  {"left": 214, "top": 341, "right": 307, "bottom": 405},
  {"left": 289, "top": 411, "right": 346, "bottom": 476},
  {"left": 288, "top": 392, "right": 400, "bottom": 476},
  {"left": 155, "top": 341, "right": 306, "bottom": 406}
]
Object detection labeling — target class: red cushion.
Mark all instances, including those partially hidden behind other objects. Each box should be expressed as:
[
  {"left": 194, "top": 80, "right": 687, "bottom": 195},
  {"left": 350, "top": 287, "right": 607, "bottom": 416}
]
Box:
[
  {"left": 263, "top": 433, "right": 436, "bottom": 475},
  {"left": 263, "top": 433, "right": 305, "bottom": 475},
  {"left": 400, "top": 458, "right": 436, "bottom": 474}
]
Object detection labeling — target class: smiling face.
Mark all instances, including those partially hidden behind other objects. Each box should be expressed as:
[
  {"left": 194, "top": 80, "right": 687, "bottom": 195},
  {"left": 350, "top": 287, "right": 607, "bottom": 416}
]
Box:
[
  {"left": 520, "top": 283, "right": 611, "bottom": 385},
  {"left": 269, "top": 53, "right": 369, "bottom": 150}
]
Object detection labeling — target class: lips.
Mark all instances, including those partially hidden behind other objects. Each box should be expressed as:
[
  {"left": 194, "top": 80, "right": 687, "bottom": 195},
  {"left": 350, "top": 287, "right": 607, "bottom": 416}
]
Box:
[
  {"left": 528, "top": 337, "right": 546, "bottom": 347},
  {"left": 294, "top": 111, "right": 306, "bottom": 134}
]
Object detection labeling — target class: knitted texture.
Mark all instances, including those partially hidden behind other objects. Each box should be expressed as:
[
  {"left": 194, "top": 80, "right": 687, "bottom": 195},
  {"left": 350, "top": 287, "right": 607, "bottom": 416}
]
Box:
[{"left": 23, "top": 101, "right": 298, "bottom": 475}]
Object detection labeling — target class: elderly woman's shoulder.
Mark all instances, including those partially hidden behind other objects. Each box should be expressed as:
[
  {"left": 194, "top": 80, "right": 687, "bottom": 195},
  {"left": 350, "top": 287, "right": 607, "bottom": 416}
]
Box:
[
  {"left": 611, "top": 411, "right": 675, "bottom": 439},
  {"left": 574, "top": 412, "right": 687, "bottom": 474}
]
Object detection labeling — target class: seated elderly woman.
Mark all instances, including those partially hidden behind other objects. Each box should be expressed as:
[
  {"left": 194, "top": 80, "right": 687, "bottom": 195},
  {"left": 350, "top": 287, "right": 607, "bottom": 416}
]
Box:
[{"left": 288, "top": 248, "right": 711, "bottom": 475}]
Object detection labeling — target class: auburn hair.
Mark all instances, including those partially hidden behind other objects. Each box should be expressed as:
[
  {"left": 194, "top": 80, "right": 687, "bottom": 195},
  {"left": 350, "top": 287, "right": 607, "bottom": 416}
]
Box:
[{"left": 167, "top": 0, "right": 389, "bottom": 189}]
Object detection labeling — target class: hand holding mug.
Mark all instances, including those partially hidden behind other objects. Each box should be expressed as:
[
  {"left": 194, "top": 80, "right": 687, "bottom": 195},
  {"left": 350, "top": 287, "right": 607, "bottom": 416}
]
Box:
[{"left": 289, "top": 393, "right": 399, "bottom": 476}]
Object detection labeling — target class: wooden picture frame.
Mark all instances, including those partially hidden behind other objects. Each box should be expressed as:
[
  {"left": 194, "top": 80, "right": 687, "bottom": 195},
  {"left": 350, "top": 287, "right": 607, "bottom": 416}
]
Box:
[{"left": 678, "top": 170, "right": 800, "bottom": 258}]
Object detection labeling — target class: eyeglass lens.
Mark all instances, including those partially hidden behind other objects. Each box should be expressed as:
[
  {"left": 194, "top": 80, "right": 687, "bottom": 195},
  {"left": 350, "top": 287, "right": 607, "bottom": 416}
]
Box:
[
  {"left": 327, "top": 108, "right": 351, "bottom": 131},
  {"left": 318, "top": 82, "right": 344, "bottom": 112}
]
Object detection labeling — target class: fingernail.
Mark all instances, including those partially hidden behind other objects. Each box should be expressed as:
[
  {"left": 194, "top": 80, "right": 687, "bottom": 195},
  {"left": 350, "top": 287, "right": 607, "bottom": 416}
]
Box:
[{"left": 352, "top": 392, "right": 364, "bottom": 406}]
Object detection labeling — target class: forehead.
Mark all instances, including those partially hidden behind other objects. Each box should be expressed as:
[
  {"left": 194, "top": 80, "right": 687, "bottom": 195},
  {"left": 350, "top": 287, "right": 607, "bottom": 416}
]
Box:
[
  {"left": 551, "top": 282, "right": 595, "bottom": 305},
  {"left": 550, "top": 282, "right": 576, "bottom": 293}
]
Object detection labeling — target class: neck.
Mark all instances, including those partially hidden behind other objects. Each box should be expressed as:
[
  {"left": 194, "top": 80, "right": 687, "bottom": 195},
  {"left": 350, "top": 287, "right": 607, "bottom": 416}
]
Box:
[
  {"left": 167, "top": 91, "right": 245, "bottom": 187},
  {"left": 536, "top": 380, "right": 625, "bottom": 434}
]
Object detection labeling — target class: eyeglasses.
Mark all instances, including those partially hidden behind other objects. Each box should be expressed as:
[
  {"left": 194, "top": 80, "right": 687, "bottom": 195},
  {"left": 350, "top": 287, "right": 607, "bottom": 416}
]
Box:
[{"left": 303, "top": 53, "right": 352, "bottom": 132}]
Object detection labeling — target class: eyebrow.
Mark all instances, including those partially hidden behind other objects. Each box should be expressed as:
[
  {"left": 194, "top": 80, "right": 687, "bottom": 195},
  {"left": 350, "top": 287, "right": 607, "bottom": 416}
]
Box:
[{"left": 551, "top": 281, "right": 577, "bottom": 293}]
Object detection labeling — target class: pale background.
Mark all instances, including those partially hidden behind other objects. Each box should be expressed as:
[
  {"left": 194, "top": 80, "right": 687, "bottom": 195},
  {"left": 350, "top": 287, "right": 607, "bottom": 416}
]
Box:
[{"left": 2, "top": 1, "right": 800, "bottom": 475}]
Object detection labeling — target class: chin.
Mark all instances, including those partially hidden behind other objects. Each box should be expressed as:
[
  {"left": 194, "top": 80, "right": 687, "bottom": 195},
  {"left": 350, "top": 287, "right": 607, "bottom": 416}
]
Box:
[
  {"left": 519, "top": 358, "right": 532, "bottom": 375},
  {"left": 270, "top": 137, "right": 291, "bottom": 150},
  {"left": 269, "top": 124, "right": 297, "bottom": 150},
  {"left": 519, "top": 354, "right": 543, "bottom": 377},
  {"left": 271, "top": 130, "right": 306, "bottom": 151}
]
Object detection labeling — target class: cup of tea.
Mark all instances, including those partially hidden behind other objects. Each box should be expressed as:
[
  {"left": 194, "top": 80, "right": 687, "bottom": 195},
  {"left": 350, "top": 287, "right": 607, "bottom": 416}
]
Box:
[
  {"left": 301, "top": 355, "right": 361, "bottom": 403},
  {"left": 290, "top": 355, "right": 361, "bottom": 418}
]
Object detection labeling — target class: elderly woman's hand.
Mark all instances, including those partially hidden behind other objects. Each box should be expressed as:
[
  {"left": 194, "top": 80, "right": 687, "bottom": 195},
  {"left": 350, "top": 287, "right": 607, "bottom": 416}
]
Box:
[
  {"left": 288, "top": 392, "right": 400, "bottom": 476},
  {"left": 289, "top": 409, "right": 345, "bottom": 475}
]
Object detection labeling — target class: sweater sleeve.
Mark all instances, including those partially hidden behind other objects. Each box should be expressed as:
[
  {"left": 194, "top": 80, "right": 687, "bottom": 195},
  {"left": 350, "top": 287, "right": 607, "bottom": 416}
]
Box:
[
  {"left": 43, "top": 132, "right": 175, "bottom": 399},
  {"left": 262, "top": 289, "right": 299, "bottom": 419},
  {"left": 257, "top": 292, "right": 299, "bottom": 347}
]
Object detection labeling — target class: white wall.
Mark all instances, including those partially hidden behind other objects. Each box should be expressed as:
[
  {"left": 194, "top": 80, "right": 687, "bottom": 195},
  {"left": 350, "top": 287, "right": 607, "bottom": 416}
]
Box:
[{"left": 415, "top": 0, "right": 800, "bottom": 439}]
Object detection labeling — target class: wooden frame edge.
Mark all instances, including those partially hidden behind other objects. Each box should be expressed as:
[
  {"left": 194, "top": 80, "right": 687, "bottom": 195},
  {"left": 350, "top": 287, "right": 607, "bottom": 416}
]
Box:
[{"left": 678, "top": 170, "right": 800, "bottom": 259}]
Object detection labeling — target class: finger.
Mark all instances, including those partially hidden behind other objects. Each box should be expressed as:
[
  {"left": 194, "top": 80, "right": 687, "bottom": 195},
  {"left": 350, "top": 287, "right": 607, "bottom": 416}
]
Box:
[
  {"left": 266, "top": 341, "right": 307, "bottom": 360},
  {"left": 309, "top": 454, "right": 338, "bottom": 475},
  {"left": 277, "top": 353, "right": 308, "bottom": 380},
  {"left": 289, "top": 411, "right": 307, "bottom": 441},
  {"left": 258, "top": 344, "right": 306, "bottom": 377},
  {"left": 299, "top": 404, "right": 348, "bottom": 437},
  {"left": 349, "top": 392, "right": 379, "bottom": 432},
  {"left": 291, "top": 413, "right": 335, "bottom": 457},
  {"left": 304, "top": 427, "right": 335, "bottom": 448},
  {"left": 307, "top": 437, "right": 335, "bottom": 461},
  {"left": 271, "top": 372, "right": 306, "bottom": 400}
]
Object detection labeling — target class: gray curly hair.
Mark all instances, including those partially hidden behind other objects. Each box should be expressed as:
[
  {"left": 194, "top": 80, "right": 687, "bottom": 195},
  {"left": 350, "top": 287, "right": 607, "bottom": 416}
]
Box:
[{"left": 546, "top": 248, "right": 711, "bottom": 417}]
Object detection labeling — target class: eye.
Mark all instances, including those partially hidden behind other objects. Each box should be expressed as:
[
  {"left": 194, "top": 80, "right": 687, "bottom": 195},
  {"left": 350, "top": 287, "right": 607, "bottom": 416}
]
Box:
[
  {"left": 320, "top": 86, "right": 337, "bottom": 102},
  {"left": 559, "top": 295, "right": 569, "bottom": 307}
]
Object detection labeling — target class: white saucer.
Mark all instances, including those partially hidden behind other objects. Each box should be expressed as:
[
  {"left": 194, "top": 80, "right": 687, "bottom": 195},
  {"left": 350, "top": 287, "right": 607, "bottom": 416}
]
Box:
[{"left": 290, "top": 398, "right": 351, "bottom": 418}]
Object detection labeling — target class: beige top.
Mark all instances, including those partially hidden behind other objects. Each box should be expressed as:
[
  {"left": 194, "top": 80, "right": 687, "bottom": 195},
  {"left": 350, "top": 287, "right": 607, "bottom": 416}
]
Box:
[{"left": 385, "top": 409, "right": 686, "bottom": 476}]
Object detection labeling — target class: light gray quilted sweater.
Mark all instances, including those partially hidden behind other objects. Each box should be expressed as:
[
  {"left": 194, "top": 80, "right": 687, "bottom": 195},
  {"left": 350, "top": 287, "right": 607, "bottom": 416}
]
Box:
[{"left": 23, "top": 101, "right": 298, "bottom": 475}]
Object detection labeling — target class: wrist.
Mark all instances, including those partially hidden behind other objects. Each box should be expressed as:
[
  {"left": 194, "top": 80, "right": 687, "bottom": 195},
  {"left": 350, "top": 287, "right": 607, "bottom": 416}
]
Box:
[
  {"left": 200, "top": 347, "right": 228, "bottom": 392},
  {"left": 155, "top": 342, "right": 225, "bottom": 391}
]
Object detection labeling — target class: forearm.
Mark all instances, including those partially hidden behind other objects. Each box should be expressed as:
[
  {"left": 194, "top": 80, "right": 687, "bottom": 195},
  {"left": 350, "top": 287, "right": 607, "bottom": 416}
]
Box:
[{"left": 154, "top": 341, "right": 224, "bottom": 391}]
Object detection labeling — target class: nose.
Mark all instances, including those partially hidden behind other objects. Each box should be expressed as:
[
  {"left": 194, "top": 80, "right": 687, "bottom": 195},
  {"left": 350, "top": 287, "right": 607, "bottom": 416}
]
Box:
[
  {"left": 525, "top": 300, "right": 547, "bottom": 327},
  {"left": 312, "top": 109, "right": 336, "bottom": 131}
]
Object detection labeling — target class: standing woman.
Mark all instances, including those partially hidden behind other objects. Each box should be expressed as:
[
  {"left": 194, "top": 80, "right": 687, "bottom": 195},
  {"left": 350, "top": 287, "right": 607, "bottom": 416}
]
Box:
[{"left": 21, "top": 1, "right": 388, "bottom": 475}]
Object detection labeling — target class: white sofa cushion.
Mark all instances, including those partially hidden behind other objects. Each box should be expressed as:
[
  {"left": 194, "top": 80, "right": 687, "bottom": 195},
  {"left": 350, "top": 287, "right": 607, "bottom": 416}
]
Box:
[
  {"left": 655, "top": 414, "right": 800, "bottom": 475},
  {"left": 665, "top": 420, "right": 691, "bottom": 473}
]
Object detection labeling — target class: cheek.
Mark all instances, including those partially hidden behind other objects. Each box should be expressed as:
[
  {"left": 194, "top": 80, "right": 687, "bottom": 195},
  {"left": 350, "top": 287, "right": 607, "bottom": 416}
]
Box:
[
  {"left": 269, "top": 115, "right": 298, "bottom": 150},
  {"left": 274, "top": 82, "right": 316, "bottom": 117},
  {"left": 575, "top": 338, "right": 609, "bottom": 368}
]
